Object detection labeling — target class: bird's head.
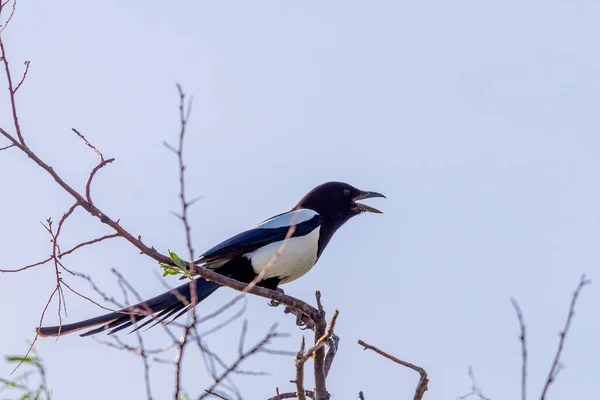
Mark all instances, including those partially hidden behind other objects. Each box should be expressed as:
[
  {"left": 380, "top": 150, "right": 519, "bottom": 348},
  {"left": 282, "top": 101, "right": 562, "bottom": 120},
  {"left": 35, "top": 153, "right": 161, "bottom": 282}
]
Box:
[{"left": 295, "top": 182, "right": 385, "bottom": 222}]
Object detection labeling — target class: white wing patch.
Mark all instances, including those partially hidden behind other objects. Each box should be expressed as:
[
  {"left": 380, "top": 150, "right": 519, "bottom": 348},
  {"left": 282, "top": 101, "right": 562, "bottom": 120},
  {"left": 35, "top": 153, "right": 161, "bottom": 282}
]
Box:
[
  {"left": 246, "top": 227, "right": 320, "bottom": 284},
  {"left": 256, "top": 209, "right": 319, "bottom": 229}
]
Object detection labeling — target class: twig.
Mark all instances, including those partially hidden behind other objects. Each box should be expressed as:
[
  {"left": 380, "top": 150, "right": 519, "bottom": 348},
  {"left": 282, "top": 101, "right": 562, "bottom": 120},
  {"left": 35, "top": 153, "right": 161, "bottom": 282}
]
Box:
[
  {"left": 85, "top": 158, "right": 115, "bottom": 204},
  {"left": 1, "top": 233, "right": 119, "bottom": 273},
  {"left": 298, "top": 310, "right": 339, "bottom": 364},
  {"left": 267, "top": 391, "right": 315, "bottom": 400},
  {"left": 10, "top": 285, "right": 58, "bottom": 374},
  {"left": 72, "top": 128, "right": 105, "bottom": 161},
  {"left": 0, "top": 0, "right": 16, "bottom": 34},
  {"left": 116, "top": 276, "right": 154, "bottom": 400},
  {"left": 460, "top": 367, "right": 490, "bottom": 400},
  {"left": 13, "top": 60, "right": 29, "bottom": 92},
  {"left": 199, "top": 324, "right": 282, "bottom": 399},
  {"left": 540, "top": 274, "right": 591, "bottom": 400},
  {"left": 511, "top": 298, "right": 527, "bottom": 400},
  {"left": 0, "top": 36, "right": 25, "bottom": 145},
  {"left": 312, "top": 292, "right": 329, "bottom": 400},
  {"left": 295, "top": 337, "right": 306, "bottom": 400},
  {"left": 59, "top": 233, "right": 120, "bottom": 258},
  {"left": 358, "top": 339, "right": 429, "bottom": 400},
  {"left": 204, "top": 390, "right": 230, "bottom": 400},
  {"left": 323, "top": 334, "right": 339, "bottom": 377}
]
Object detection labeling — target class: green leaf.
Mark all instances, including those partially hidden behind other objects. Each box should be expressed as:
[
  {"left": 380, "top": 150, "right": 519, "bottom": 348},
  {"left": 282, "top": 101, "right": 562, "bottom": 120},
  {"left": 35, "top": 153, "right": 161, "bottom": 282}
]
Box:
[
  {"left": 158, "top": 250, "right": 192, "bottom": 280},
  {"left": 169, "top": 251, "right": 187, "bottom": 269},
  {"left": 5, "top": 356, "right": 38, "bottom": 364}
]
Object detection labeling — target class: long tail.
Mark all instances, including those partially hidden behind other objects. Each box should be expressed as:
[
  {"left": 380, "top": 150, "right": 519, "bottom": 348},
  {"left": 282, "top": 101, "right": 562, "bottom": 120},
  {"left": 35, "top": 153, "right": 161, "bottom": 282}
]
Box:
[{"left": 36, "top": 278, "right": 221, "bottom": 337}]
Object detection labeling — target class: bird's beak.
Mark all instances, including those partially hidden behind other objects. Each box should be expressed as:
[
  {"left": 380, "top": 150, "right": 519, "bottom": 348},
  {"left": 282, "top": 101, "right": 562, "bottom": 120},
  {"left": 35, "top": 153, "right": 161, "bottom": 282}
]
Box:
[{"left": 352, "top": 190, "right": 386, "bottom": 214}]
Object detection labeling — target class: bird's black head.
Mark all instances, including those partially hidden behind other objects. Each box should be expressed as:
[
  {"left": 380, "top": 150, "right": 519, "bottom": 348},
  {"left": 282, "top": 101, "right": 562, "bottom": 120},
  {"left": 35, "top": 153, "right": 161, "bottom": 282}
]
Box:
[{"left": 295, "top": 181, "right": 385, "bottom": 225}]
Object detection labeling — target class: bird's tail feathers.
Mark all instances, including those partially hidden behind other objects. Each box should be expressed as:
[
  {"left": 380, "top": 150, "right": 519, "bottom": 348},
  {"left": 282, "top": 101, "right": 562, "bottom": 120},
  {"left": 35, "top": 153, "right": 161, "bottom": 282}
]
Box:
[{"left": 36, "top": 278, "right": 221, "bottom": 337}]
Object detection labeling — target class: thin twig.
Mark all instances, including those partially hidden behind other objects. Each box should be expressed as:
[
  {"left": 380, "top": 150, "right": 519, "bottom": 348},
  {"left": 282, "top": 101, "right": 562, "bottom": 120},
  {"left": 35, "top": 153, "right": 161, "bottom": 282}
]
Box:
[
  {"left": 199, "top": 324, "right": 282, "bottom": 399},
  {"left": 59, "top": 233, "right": 120, "bottom": 258},
  {"left": 298, "top": 310, "right": 339, "bottom": 364},
  {"left": 460, "top": 367, "right": 490, "bottom": 400},
  {"left": 85, "top": 157, "right": 115, "bottom": 204},
  {"left": 0, "top": 36, "right": 25, "bottom": 145},
  {"left": 323, "top": 334, "right": 339, "bottom": 377},
  {"left": 511, "top": 298, "right": 527, "bottom": 400},
  {"left": 13, "top": 60, "right": 29, "bottom": 92},
  {"left": 1, "top": 233, "right": 119, "bottom": 273},
  {"left": 312, "top": 292, "right": 329, "bottom": 400},
  {"left": 267, "top": 391, "right": 315, "bottom": 400},
  {"left": 0, "top": 0, "right": 17, "bottom": 34},
  {"left": 72, "top": 128, "right": 105, "bottom": 161},
  {"left": 358, "top": 339, "right": 429, "bottom": 400},
  {"left": 295, "top": 337, "right": 306, "bottom": 400},
  {"left": 540, "top": 274, "right": 591, "bottom": 400}
]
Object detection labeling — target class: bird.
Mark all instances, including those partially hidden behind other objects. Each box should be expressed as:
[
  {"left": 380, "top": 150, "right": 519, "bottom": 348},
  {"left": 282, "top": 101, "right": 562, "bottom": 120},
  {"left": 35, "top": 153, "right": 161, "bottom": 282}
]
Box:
[{"left": 36, "top": 181, "right": 385, "bottom": 337}]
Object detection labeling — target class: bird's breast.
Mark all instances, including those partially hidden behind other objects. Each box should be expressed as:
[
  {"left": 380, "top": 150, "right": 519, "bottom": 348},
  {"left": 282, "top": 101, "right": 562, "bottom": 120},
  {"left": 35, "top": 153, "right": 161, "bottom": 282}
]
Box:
[{"left": 246, "top": 227, "right": 320, "bottom": 284}]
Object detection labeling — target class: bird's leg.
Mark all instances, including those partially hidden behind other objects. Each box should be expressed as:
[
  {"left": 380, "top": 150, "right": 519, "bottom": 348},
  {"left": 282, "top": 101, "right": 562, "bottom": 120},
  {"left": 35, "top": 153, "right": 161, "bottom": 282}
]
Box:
[
  {"left": 268, "top": 287, "right": 285, "bottom": 307},
  {"left": 281, "top": 305, "right": 314, "bottom": 330}
]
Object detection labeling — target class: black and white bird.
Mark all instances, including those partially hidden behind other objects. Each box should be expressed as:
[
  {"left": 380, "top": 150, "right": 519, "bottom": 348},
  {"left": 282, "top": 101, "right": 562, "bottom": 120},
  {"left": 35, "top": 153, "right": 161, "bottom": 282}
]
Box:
[{"left": 37, "top": 181, "right": 385, "bottom": 337}]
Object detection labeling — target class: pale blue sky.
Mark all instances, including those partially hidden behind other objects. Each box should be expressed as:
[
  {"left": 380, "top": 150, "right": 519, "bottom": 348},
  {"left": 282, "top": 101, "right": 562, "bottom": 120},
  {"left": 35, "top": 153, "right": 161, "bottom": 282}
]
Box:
[{"left": 1, "top": 1, "right": 599, "bottom": 399}]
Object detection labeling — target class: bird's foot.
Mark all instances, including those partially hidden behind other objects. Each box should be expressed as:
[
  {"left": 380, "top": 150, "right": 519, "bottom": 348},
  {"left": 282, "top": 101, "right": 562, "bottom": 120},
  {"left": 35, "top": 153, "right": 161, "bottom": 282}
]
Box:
[{"left": 267, "top": 288, "right": 285, "bottom": 307}]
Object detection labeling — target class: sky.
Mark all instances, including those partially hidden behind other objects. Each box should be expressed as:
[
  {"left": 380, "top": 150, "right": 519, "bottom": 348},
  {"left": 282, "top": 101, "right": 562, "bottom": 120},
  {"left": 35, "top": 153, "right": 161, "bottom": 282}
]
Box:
[{"left": 1, "top": 0, "right": 599, "bottom": 399}]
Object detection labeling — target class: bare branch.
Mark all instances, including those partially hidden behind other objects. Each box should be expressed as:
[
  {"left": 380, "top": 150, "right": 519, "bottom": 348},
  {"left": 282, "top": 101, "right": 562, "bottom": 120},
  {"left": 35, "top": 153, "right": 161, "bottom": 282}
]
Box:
[
  {"left": 72, "top": 128, "right": 105, "bottom": 161},
  {"left": 312, "top": 291, "right": 329, "bottom": 400},
  {"left": 13, "top": 60, "right": 29, "bottom": 92},
  {"left": 358, "top": 339, "right": 429, "bottom": 400},
  {"left": 295, "top": 337, "right": 306, "bottom": 400},
  {"left": 199, "top": 324, "right": 283, "bottom": 400},
  {"left": 59, "top": 233, "right": 120, "bottom": 258},
  {"left": 85, "top": 157, "right": 115, "bottom": 204},
  {"left": 323, "top": 334, "right": 339, "bottom": 377},
  {"left": 1, "top": 233, "right": 119, "bottom": 273},
  {"left": 460, "top": 367, "right": 490, "bottom": 400},
  {"left": 0, "top": 36, "right": 25, "bottom": 145},
  {"left": 0, "top": 0, "right": 17, "bottom": 34},
  {"left": 298, "top": 310, "right": 339, "bottom": 364},
  {"left": 511, "top": 298, "right": 527, "bottom": 400},
  {"left": 540, "top": 274, "right": 591, "bottom": 400},
  {"left": 267, "top": 391, "right": 315, "bottom": 400}
]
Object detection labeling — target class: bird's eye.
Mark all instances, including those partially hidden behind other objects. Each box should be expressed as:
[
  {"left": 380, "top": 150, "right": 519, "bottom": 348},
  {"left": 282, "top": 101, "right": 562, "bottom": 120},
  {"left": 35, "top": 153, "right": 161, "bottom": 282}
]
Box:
[{"left": 343, "top": 189, "right": 351, "bottom": 196}]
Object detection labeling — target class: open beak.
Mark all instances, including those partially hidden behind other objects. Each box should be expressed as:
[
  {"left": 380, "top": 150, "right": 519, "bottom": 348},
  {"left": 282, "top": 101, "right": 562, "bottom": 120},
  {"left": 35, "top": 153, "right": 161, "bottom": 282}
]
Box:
[{"left": 352, "top": 190, "right": 386, "bottom": 214}]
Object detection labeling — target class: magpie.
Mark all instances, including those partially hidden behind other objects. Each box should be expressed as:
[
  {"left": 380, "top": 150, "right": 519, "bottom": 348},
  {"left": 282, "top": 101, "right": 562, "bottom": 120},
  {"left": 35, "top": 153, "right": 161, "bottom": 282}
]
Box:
[{"left": 37, "top": 181, "right": 385, "bottom": 337}]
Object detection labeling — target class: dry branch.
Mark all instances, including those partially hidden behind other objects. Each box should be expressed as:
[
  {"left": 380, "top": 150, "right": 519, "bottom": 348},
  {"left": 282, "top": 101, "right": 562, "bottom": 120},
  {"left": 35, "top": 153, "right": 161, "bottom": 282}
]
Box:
[
  {"left": 358, "top": 339, "right": 428, "bottom": 400},
  {"left": 539, "top": 274, "right": 591, "bottom": 400}
]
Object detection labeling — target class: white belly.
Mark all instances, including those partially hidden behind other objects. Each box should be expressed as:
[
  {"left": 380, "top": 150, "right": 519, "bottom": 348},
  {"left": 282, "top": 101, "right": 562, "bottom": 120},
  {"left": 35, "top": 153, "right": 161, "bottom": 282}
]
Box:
[{"left": 246, "top": 227, "right": 320, "bottom": 284}]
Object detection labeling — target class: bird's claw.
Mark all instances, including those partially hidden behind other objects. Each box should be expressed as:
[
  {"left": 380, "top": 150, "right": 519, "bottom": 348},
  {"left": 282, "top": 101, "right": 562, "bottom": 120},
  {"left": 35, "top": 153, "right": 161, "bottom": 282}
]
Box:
[
  {"left": 268, "top": 299, "right": 281, "bottom": 307},
  {"left": 267, "top": 288, "right": 285, "bottom": 307},
  {"left": 296, "top": 314, "right": 313, "bottom": 330}
]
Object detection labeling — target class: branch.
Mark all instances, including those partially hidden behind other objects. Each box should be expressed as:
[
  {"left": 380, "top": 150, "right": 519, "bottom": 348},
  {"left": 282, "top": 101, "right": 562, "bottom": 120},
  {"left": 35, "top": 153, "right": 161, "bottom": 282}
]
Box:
[
  {"left": 511, "top": 298, "right": 527, "bottom": 400},
  {"left": 540, "top": 274, "right": 591, "bottom": 400},
  {"left": 13, "top": 59, "right": 29, "bottom": 92},
  {"left": 0, "top": 36, "right": 25, "bottom": 145},
  {"left": 295, "top": 337, "right": 306, "bottom": 400},
  {"left": 198, "top": 324, "right": 282, "bottom": 400},
  {"left": 0, "top": 127, "right": 321, "bottom": 324},
  {"left": 358, "top": 340, "right": 429, "bottom": 400},
  {"left": 459, "top": 367, "right": 490, "bottom": 400},
  {"left": 267, "top": 392, "right": 315, "bottom": 400}
]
